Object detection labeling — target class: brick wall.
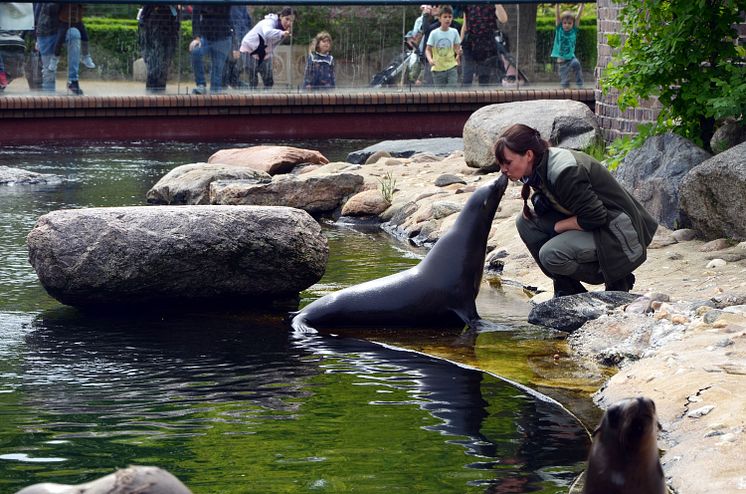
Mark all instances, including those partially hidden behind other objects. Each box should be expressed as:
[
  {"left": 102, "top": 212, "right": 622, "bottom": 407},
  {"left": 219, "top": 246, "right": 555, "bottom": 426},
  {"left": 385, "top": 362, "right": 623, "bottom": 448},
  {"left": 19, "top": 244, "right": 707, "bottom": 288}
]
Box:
[{"left": 595, "top": 0, "right": 660, "bottom": 143}]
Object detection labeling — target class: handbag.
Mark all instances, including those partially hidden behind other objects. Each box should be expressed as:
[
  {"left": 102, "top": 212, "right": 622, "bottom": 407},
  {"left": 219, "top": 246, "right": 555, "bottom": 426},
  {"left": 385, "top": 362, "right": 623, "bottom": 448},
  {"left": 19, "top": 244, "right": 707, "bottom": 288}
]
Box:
[{"left": 24, "top": 49, "right": 43, "bottom": 90}]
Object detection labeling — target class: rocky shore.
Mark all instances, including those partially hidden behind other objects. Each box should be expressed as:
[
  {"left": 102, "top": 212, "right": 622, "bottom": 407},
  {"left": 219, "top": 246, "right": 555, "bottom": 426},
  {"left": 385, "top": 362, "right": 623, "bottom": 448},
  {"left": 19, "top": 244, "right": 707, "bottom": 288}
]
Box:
[
  {"left": 140, "top": 134, "right": 744, "bottom": 493},
  {"left": 327, "top": 149, "right": 746, "bottom": 494}
]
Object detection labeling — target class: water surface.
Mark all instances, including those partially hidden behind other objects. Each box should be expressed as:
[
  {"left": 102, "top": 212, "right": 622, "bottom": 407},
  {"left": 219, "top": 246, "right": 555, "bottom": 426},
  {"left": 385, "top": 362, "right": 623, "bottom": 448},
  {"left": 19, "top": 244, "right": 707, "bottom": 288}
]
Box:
[{"left": 0, "top": 142, "right": 589, "bottom": 493}]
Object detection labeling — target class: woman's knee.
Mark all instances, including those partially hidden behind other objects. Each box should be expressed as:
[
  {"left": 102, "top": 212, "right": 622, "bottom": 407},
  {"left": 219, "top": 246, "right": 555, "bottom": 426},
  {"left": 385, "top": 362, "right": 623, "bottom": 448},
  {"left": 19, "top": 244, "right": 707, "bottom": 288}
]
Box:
[{"left": 538, "top": 246, "right": 575, "bottom": 276}]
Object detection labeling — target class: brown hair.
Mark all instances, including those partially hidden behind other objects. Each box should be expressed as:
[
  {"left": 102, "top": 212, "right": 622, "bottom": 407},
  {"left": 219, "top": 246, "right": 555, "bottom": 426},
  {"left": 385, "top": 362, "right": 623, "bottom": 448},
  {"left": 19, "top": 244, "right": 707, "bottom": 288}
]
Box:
[
  {"left": 494, "top": 123, "right": 550, "bottom": 219},
  {"left": 439, "top": 5, "right": 453, "bottom": 16},
  {"left": 309, "top": 31, "right": 332, "bottom": 54},
  {"left": 279, "top": 6, "right": 296, "bottom": 19}
]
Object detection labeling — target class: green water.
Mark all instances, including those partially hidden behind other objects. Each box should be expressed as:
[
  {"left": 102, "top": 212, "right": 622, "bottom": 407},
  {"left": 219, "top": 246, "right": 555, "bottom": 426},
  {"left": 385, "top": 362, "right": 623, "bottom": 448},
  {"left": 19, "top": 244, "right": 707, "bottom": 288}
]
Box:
[{"left": 0, "top": 142, "right": 591, "bottom": 493}]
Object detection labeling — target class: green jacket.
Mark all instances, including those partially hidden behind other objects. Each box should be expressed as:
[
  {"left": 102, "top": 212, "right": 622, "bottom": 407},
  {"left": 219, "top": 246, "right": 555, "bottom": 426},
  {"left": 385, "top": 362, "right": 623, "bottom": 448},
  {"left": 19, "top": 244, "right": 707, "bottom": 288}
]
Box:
[{"left": 533, "top": 148, "right": 658, "bottom": 283}]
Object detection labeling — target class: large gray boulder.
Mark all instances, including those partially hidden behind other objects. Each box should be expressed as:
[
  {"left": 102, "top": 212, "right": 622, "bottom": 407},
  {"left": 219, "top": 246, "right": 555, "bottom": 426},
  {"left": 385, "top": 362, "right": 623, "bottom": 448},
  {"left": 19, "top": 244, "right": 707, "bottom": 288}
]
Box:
[
  {"left": 614, "top": 133, "right": 711, "bottom": 230},
  {"left": 463, "top": 100, "right": 602, "bottom": 170},
  {"left": 208, "top": 145, "right": 329, "bottom": 175},
  {"left": 346, "top": 138, "right": 464, "bottom": 164},
  {"left": 27, "top": 205, "right": 328, "bottom": 307},
  {"left": 0, "top": 165, "right": 62, "bottom": 186},
  {"left": 146, "top": 162, "right": 271, "bottom": 205},
  {"left": 528, "top": 292, "right": 640, "bottom": 332},
  {"left": 710, "top": 119, "right": 746, "bottom": 154},
  {"left": 210, "top": 173, "right": 364, "bottom": 215},
  {"left": 679, "top": 141, "right": 746, "bottom": 240}
]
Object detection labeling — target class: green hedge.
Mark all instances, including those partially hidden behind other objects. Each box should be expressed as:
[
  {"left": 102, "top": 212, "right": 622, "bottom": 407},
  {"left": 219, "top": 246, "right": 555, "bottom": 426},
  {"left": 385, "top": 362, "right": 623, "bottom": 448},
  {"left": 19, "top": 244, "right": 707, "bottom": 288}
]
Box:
[
  {"left": 80, "top": 15, "right": 597, "bottom": 79},
  {"left": 84, "top": 18, "right": 194, "bottom": 79}
]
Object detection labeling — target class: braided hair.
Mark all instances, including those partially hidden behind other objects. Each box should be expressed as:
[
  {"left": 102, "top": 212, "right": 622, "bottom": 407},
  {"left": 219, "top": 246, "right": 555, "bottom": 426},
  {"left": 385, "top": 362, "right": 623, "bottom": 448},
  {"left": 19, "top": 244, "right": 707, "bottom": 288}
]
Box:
[{"left": 494, "top": 124, "right": 550, "bottom": 219}]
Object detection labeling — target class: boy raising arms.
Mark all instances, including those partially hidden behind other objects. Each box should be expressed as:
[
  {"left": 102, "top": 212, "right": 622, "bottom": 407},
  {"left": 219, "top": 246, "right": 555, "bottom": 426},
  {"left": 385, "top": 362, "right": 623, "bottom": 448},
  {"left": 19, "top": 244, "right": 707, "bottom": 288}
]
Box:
[
  {"left": 551, "top": 3, "right": 584, "bottom": 88},
  {"left": 426, "top": 5, "right": 461, "bottom": 87}
]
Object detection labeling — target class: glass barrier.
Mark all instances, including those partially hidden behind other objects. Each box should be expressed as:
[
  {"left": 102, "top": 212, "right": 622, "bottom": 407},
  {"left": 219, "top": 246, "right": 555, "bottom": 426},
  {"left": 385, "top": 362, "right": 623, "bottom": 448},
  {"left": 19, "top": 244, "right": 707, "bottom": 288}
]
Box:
[{"left": 0, "top": 3, "right": 597, "bottom": 96}]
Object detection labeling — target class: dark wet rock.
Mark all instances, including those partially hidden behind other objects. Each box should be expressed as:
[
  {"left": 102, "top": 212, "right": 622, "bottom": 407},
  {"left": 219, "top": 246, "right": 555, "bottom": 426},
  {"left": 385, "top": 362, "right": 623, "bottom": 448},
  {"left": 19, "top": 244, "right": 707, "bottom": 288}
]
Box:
[
  {"left": 463, "top": 100, "right": 602, "bottom": 171},
  {"left": 614, "top": 133, "right": 711, "bottom": 230},
  {"left": 485, "top": 256, "right": 505, "bottom": 274},
  {"left": 210, "top": 173, "right": 364, "bottom": 215},
  {"left": 434, "top": 174, "right": 467, "bottom": 187},
  {"left": 679, "top": 141, "right": 746, "bottom": 240},
  {"left": 0, "top": 165, "right": 62, "bottom": 186},
  {"left": 27, "top": 205, "right": 327, "bottom": 307},
  {"left": 386, "top": 201, "right": 419, "bottom": 227},
  {"left": 528, "top": 291, "right": 641, "bottom": 332},
  {"left": 146, "top": 163, "right": 271, "bottom": 205},
  {"left": 208, "top": 145, "right": 329, "bottom": 175},
  {"left": 346, "top": 138, "right": 464, "bottom": 164}
]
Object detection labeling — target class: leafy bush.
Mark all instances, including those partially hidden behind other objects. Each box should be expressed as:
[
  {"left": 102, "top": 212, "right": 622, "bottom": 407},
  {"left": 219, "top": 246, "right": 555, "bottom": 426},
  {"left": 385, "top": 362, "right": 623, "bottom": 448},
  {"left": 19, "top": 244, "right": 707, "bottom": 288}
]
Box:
[{"left": 601, "top": 1, "right": 746, "bottom": 151}]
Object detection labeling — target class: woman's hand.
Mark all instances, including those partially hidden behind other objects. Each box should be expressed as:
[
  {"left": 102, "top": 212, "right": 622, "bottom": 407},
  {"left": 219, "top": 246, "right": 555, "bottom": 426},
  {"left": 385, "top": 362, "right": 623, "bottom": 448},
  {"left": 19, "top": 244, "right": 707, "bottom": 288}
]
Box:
[
  {"left": 554, "top": 215, "right": 582, "bottom": 233},
  {"left": 188, "top": 37, "right": 201, "bottom": 52}
]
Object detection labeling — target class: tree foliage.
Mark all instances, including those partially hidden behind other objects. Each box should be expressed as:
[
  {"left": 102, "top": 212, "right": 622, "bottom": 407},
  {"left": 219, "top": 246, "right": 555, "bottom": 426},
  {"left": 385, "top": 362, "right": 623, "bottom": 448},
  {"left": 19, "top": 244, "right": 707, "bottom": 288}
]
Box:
[{"left": 602, "top": 0, "right": 746, "bottom": 150}]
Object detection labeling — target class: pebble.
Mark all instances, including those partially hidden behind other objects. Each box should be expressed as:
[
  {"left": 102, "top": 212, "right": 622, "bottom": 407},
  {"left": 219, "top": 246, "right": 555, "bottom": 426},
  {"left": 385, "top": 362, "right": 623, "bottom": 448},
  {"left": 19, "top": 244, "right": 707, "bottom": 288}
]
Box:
[
  {"left": 671, "top": 314, "right": 690, "bottom": 325},
  {"left": 704, "top": 310, "right": 725, "bottom": 324},
  {"left": 687, "top": 405, "right": 715, "bottom": 418},
  {"left": 717, "top": 432, "right": 738, "bottom": 444},
  {"left": 672, "top": 229, "right": 698, "bottom": 242},
  {"left": 706, "top": 259, "right": 727, "bottom": 269}
]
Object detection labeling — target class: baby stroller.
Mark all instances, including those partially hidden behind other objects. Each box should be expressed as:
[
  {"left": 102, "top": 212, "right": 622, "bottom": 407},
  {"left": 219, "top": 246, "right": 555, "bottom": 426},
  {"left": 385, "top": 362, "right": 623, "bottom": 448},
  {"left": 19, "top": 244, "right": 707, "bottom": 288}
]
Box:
[
  {"left": 493, "top": 30, "right": 529, "bottom": 87},
  {"left": 370, "top": 33, "right": 423, "bottom": 88},
  {"left": 0, "top": 31, "right": 26, "bottom": 90}
]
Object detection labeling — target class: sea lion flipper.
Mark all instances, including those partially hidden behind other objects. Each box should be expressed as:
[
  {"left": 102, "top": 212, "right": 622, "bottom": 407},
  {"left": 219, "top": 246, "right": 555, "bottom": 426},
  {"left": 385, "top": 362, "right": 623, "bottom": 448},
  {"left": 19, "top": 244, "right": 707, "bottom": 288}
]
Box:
[{"left": 291, "top": 314, "right": 318, "bottom": 335}]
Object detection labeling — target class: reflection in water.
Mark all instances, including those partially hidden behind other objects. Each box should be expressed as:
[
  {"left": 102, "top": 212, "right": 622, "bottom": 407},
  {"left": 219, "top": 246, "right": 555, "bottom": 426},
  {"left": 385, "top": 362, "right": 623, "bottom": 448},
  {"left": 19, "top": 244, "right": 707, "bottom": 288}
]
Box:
[
  {"left": 0, "top": 310, "right": 587, "bottom": 493},
  {"left": 0, "top": 142, "right": 589, "bottom": 493}
]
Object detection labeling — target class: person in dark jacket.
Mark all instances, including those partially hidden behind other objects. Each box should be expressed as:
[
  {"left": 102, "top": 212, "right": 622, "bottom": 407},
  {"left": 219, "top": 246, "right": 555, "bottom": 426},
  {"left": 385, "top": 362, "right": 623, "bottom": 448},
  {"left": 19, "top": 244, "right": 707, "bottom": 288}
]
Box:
[
  {"left": 189, "top": 5, "right": 232, "bottom": 94},
  {"left": 494, "top": 123, "right": 658, "bottom": 297},
  {"left": 138, "top": 4, "right": 180, "bottom": 93},
  {"left": 303, "top": 31, "right": 335, "bottom": 89},
  {"left": 223, "top": 5, "right": 252, "bottom": 89}
]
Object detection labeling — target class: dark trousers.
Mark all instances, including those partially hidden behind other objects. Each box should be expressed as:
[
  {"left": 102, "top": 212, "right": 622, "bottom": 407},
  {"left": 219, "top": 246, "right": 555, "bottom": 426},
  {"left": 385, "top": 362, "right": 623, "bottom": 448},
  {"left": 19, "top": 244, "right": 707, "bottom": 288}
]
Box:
[
  {"left": 246, "top": 56, "right": 273, "bottom": 89},
  {"left": 140, "top": 14, "right": 179, "bottom": 91}
]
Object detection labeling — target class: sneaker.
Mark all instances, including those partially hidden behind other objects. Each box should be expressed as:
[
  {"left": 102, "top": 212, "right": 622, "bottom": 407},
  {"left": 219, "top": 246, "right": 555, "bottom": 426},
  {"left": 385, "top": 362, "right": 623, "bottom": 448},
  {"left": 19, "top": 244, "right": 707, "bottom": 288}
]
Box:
[
  {"left": 82, "top": 54, "right": 96, "bottom": 69},
  {"left": 67, "top": 80, "right": 84, "bottom": 96},
  {"left": 191, "top": 84, "right": 206, "bottom": 95},
  {"left": 0, "top": 70, "right": 8, "bottom": 90},
  {"left": 47, "top": 55, "right": 60, "bottom": 72}
]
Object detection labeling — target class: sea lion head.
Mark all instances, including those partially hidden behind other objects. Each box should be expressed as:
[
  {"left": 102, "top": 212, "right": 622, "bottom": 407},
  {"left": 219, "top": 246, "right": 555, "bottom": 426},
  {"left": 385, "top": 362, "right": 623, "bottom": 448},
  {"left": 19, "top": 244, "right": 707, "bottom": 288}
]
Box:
[{"left": 595, "top": 396, "right": 661, "bottom": 457}]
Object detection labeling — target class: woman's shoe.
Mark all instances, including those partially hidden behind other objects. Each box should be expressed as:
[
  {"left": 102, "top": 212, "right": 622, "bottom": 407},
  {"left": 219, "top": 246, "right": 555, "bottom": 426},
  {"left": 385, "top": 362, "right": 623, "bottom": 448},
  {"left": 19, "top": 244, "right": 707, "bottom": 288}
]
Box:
[{"left": 605, "top": 273, "right": 636, "bottom": 292}]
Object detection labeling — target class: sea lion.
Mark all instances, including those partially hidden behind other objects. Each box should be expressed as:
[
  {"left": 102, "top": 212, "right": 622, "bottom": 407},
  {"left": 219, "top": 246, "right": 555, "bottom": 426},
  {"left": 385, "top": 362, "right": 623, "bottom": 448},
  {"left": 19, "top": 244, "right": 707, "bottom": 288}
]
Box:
[
  {"left": 291, "top": 173, "right": 509, "bottom": 333},
  {"left": 583, "top": 397, "right": 666, "bottom": 494}
]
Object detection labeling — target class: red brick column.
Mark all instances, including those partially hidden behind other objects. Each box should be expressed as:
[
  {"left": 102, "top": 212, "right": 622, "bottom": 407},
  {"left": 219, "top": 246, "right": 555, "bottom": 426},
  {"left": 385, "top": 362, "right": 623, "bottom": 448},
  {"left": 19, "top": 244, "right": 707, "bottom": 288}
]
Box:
[{"left": 595, "top": 0, "right": 660, "bottom": 143}]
